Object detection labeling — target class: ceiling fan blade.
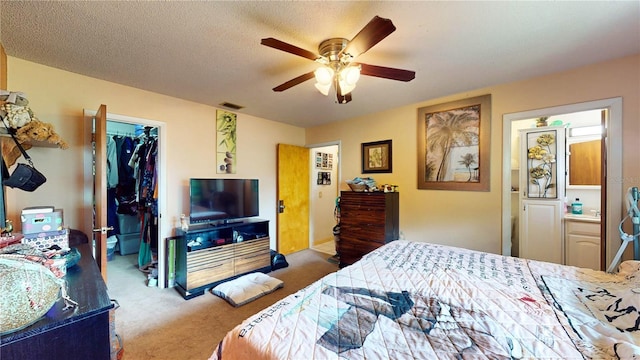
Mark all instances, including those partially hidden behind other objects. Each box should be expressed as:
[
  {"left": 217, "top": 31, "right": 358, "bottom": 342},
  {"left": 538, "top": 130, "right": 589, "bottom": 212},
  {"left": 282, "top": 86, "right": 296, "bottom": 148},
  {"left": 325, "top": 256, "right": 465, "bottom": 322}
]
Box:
[
  {"left": 272, "top": 71, "right": 315, "bottom": 92},
  {"left": 359, "top": 63, "right": 415, "bottom": 82},
  {"left": 341, "top": 16, "right": 396, "bottom": 59},
  {"left": 261, "top": 38, "right": 319, "bottom": 61}
]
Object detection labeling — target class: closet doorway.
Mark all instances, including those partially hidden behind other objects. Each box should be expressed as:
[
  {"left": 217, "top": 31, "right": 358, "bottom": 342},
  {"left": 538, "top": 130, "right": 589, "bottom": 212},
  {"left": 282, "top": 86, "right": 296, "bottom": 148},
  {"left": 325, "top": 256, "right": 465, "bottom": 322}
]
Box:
[{"left": 83, "top": 108, "right": 167, "bottom": 287}]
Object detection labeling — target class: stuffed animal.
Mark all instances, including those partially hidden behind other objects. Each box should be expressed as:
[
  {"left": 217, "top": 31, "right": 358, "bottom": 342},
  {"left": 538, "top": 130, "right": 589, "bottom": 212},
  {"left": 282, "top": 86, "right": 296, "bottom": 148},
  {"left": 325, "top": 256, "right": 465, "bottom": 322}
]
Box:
[{"left": 15, "top": 118, "right": 69, "bottom": 149}]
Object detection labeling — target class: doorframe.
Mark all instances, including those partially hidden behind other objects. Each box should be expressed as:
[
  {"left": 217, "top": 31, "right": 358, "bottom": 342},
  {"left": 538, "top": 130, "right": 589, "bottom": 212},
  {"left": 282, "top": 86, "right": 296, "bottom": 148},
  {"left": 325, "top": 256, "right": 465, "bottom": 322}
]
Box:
[
  {"left": 83, "top": 110, "right": 168, "bottom": 288},
  {"left": 306, "top": 141, "right": 341, "bottom": 249},
  {"left": 501, "top": 97, "right": 622, "bottom": 269}
]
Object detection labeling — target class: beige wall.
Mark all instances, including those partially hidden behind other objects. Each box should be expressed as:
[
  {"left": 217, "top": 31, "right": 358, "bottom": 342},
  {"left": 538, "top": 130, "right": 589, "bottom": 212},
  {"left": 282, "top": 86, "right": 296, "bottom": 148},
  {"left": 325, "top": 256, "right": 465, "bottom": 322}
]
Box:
[
  {"left": 307, "top": 54, "right": 640, "bottom": 255},
  {"left": 5, "top": 57, "right": 306, "bottom": 247},
  {"left": 6, "top": 54, "right": 639, "bottom": 260}
]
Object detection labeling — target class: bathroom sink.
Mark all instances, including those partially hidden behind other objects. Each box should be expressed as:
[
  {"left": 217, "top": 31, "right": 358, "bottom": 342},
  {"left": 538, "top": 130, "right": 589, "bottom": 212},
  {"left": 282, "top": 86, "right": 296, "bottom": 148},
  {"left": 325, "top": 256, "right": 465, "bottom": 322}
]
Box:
[{"left": 564, "top": 213, "right": 601, "bottom": 223}]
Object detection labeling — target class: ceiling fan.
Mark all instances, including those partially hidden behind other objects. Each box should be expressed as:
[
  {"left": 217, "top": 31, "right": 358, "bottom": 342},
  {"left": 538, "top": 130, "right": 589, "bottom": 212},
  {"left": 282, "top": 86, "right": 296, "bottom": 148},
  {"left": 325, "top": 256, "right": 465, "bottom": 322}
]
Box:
[{"left": 261, "top": 16, "right": 416, "bottom": 104}]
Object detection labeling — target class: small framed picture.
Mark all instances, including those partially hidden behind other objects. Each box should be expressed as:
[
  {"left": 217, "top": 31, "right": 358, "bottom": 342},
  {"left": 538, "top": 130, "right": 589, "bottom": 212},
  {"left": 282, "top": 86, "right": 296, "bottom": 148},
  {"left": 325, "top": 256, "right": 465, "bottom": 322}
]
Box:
[
  {"left": 362, "top": 140, "right": 392, "bottom": 173},
  {"left": 317, "top": 171, "right": 331, "bottom": 185}
]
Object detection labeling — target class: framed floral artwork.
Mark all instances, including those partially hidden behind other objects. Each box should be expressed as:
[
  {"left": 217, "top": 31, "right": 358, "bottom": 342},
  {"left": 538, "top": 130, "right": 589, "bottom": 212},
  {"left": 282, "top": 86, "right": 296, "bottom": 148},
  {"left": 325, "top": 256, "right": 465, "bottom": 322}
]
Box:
[
  {"left": 417, "top": 94, "right": 491, "bottom": 191},
  {"left": 362, "top": 140, "right": 392, "bottom": 173},
  {"left": 525, "top": 130, "right": 558, "bottom": 198},
  {"left": 216, "top": 110, "right": 237, "bottom": 174}
]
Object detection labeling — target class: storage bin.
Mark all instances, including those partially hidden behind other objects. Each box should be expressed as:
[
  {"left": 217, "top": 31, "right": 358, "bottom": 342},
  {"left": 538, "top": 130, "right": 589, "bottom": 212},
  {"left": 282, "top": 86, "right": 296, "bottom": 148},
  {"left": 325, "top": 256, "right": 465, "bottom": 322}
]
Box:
[
  {"left": 117, "top": 214, "right": 140, "bottom": 234},
  {"left": 107, "top": 236, "right": 118, "bottom": 261},
  {"left": 117, "top": 233, "right": 140, "bottom": 255},
  {"left": 22, "top": 209, "right": 64, "bottom": 234},
  {"left": 22, "top": 229, "right": 69, "bottom": 251}
]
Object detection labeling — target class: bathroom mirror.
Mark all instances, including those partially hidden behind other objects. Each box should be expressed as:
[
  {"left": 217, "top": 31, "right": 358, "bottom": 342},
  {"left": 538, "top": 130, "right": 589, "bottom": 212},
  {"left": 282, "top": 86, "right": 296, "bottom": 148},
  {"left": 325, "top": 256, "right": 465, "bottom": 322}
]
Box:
[{"left": 567, "top": 137, "right": 601, "bottom": 188}]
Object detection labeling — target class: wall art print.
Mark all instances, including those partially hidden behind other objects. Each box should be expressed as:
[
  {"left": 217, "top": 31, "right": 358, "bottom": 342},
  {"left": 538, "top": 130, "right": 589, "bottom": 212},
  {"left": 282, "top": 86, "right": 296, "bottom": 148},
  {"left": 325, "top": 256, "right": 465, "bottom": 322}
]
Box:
[
  {"left": 315, "top": 152, "right": 333, "bottom": 170},
  {"left": 216, "top": 110, "right": 237, "bottom": 174},
  {"left": 417, "top": 95, "right": 491, "bottom": 191},
  {"left": 525, "top": 129, "right": 558, "bottom": 198},
  {"left": 317, "top": 171, "right": 331, "bottom": 185},
  {"left": 362, "top": 140, "right": 392, "bottom": 173}
]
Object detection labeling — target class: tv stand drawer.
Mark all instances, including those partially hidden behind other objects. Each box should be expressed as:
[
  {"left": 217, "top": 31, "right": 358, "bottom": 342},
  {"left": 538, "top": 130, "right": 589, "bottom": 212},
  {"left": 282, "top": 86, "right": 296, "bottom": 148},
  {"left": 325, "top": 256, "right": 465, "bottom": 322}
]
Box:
[{"left": 235, "top": 237, "right": 270, "bottom": 274}]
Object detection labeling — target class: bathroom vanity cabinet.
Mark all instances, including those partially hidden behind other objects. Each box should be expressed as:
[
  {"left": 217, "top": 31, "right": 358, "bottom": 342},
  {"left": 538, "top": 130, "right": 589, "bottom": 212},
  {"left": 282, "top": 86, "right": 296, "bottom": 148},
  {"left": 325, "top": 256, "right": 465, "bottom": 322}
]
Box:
[{"left": 565, "top": 216, "right": 601, "bottom": 270}]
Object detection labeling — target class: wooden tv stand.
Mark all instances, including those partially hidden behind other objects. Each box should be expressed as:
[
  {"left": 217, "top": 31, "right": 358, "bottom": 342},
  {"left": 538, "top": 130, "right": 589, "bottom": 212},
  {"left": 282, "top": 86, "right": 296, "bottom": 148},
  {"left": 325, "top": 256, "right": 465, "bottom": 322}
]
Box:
[{"left": 174, "top": 218, "right": 271, "bottom": 299}]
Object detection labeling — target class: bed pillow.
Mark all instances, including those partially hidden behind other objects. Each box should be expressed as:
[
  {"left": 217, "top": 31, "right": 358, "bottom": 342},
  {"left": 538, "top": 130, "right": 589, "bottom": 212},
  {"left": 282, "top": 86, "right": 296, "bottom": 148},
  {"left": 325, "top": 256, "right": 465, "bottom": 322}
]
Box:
[{"left": 211, "top": 272, "right": 283, "bottom": 307}]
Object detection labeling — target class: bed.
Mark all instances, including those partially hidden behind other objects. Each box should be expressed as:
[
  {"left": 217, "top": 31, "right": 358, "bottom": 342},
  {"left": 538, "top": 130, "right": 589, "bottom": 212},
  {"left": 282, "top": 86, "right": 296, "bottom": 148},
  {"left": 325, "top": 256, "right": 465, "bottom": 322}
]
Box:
[{"left": 210, "top": 240, "right": 640, "bottom": 359}]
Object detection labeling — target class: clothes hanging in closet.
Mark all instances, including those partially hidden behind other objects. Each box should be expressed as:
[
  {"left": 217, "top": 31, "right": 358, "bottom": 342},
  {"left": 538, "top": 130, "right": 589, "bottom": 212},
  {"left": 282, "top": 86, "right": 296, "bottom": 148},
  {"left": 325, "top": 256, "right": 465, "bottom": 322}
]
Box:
[
  {"left": 105, "top": 133, "right": 144, "bottom": 238},
  {"left": 106, "top": 136, "right": 120, "bottom": 236},
  {"left": 114, "top": 135, "right": 138, "bottom": 216},
  {"left": 130, "top": 130, "right": 158, "bottom": 268}
]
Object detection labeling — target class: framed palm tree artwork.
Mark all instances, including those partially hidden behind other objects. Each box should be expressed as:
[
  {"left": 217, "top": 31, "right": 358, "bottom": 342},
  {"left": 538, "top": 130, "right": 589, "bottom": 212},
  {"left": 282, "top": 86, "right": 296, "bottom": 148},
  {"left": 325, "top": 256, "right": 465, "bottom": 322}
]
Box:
[{"left": 417, "top": 94, "right": 491, "bottom": 191}]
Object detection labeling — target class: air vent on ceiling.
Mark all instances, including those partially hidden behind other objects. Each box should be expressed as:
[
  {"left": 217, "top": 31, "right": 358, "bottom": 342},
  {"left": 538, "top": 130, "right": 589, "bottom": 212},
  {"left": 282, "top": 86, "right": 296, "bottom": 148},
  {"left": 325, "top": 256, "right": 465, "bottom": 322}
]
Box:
[{"left": 220, "top": 102, "right": 244, "bottom": 110}]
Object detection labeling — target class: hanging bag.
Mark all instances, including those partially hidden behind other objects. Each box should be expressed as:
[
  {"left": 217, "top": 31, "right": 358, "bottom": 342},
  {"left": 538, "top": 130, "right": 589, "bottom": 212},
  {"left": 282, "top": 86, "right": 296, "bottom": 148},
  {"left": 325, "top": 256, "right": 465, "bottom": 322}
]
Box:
[{"left": 1, "top": 118, "right": 46, "bottom": 191}]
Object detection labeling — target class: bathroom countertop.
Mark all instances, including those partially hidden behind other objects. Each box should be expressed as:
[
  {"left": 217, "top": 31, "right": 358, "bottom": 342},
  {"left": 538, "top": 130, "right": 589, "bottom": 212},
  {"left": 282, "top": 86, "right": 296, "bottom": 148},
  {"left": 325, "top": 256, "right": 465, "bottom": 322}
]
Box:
[{"left": 564, "top": 213, "right": 601, "bottom": 223}]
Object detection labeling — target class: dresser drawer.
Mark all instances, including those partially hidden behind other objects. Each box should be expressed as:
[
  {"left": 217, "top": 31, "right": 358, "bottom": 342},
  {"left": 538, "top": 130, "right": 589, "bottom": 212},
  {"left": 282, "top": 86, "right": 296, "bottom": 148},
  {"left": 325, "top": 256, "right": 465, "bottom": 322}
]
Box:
[
  {"left": 340, "top": 208, "right": 385, "bottom": 222},
  {"left": 338, "top": 236, "right": 385, "bottom": 264},
  {"left": 340, "top": 223, "right": 386, "bottom": 242},
  {"left": 340, "top": 193, "right": 387, "bottom": 210}
]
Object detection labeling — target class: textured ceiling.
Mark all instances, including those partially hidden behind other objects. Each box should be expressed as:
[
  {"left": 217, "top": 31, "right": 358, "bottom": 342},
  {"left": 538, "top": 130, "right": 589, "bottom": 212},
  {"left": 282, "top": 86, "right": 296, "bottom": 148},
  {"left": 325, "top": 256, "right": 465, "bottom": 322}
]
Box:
[{"left": 1, "top": 1, "right": 638, "bottom": 128}]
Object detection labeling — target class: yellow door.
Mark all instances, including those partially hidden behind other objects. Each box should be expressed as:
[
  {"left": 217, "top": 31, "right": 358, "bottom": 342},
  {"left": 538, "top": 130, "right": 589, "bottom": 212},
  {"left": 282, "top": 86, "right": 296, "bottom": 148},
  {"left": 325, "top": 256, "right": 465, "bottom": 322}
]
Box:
[{"left": 277, "top": 144, "right": 309, "bottom": 255}]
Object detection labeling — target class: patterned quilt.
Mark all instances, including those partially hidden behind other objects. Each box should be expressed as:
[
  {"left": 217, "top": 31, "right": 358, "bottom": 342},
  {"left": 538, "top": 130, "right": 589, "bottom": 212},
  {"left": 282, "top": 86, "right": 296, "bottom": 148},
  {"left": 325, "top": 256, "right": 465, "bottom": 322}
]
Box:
[{"left": 210, "top": 240, "right": 640, "bottom": 359}]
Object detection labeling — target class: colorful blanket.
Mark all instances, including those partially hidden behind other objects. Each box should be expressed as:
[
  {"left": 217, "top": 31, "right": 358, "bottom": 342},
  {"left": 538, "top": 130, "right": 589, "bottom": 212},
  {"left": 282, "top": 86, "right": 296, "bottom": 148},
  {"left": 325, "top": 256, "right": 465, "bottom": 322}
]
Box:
[{"left": 211, "top": 240, "right": 640, "bottom": 359}]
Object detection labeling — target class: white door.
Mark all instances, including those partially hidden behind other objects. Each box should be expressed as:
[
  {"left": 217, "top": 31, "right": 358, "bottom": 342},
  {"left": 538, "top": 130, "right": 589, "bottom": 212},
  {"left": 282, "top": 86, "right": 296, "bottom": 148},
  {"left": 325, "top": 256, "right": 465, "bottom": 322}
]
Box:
[
  {"left": 520, "top": 199, "right": 563, "bottom": 264},
  {"left": 518, "top": 126, "right": 566, "bottom": 264}
]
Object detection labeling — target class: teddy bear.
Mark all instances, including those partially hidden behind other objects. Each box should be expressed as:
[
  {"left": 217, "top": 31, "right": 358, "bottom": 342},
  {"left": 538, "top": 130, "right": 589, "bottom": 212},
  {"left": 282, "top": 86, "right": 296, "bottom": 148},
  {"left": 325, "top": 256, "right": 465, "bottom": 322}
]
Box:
[{"left": 15, "top": 118, "right": 69, "bottom": 149}]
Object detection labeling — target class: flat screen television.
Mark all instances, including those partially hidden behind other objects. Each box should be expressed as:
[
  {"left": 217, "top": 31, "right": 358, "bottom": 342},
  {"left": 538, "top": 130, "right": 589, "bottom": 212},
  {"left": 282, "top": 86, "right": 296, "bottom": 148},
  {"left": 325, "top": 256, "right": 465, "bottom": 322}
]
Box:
[{"left": 189, "top": 178, "right": 259, "bottom": 224}]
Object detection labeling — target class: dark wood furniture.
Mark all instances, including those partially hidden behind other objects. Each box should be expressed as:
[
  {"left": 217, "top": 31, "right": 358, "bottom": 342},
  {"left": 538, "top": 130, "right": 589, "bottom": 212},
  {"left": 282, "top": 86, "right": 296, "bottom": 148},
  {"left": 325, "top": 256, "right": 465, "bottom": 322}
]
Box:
[
  {"left": 0, "top": 244, "right": 113, "bottom": 360},
  {"left": 175, "top": 219, "right": 271, "bottom": 299},
  {"left": 338, "top": 191, "right": 399, "bottom": 267}
]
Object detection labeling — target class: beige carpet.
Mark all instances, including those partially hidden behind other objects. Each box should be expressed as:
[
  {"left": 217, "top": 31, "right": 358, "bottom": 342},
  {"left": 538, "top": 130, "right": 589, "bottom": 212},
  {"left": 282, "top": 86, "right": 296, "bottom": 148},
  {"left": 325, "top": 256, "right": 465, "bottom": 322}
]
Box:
[{"left": 106, "top": 248, "right": 338, "bottom": 359}]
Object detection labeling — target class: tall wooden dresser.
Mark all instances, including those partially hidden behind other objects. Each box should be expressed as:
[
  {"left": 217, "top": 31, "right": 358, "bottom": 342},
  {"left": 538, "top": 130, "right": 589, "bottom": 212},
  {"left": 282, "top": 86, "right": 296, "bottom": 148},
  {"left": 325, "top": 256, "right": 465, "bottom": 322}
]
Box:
[{"left": 338, "top": 191, "right": 399, "bottom": 267}]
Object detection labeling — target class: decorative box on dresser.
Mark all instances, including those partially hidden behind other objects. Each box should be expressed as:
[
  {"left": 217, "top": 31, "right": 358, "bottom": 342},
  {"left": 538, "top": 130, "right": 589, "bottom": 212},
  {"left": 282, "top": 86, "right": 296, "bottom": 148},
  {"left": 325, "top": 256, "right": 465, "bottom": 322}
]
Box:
[{"left": 338, "top": 191, "right": 399, "bottom": 267}]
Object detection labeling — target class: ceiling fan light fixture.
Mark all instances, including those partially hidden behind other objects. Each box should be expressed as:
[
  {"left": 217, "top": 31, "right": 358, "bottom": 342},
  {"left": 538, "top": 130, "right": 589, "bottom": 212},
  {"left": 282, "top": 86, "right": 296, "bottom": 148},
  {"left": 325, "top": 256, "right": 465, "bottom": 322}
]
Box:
[
  {"left": 338, "top": 65, "right": 361, "bottom": 95},
  {"left": 262, "top": 17, "right": 415, "bottom": 104},
  {"left": 314, "top": 66, "right": 334, "bottom": 85},
  {"left": 314, "top": 81, "right": 331, "bottom": 96}
]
